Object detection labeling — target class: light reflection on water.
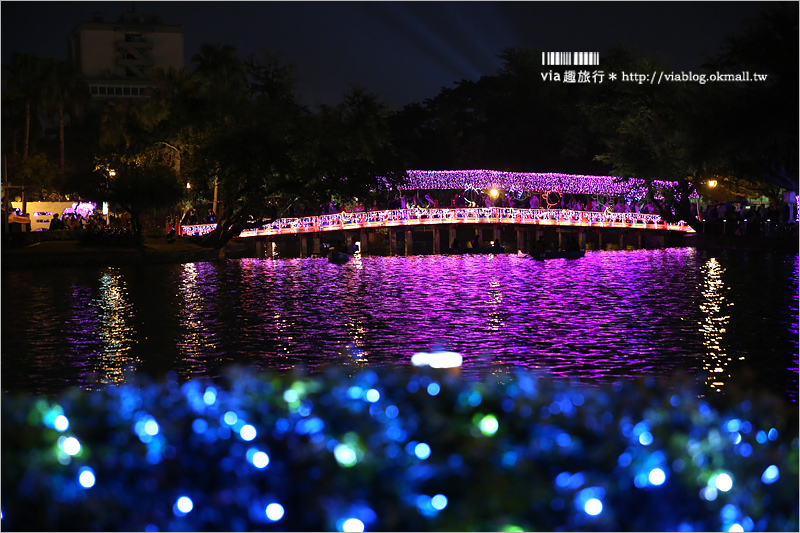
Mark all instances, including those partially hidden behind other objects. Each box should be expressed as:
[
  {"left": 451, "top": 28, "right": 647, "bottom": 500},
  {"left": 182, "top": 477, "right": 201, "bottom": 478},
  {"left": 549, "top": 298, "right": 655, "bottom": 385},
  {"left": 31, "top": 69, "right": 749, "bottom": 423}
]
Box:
[{"left": 2, "top": 248, "right": 797, "bottom": 399}]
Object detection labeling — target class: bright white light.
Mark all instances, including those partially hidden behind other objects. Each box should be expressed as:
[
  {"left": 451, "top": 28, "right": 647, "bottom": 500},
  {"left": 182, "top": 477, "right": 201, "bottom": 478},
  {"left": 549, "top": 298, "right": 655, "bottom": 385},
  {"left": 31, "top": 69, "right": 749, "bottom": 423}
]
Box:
[
  {"left": 223, "top": 411, "right": 238, "bottom": 425},
  {"left": 648, "top": 468, "right": 666, "bottom": 486},
  {"left": 78, "top": 468, "right": 96, "bottom": 489},
  {"left": 411, "top": 351, "right": 463, "bottom": 368},
  {"left": 715, "top": 473, "right": 733, "bottom": 492},
  {"left": 240, "top": 424, "right": 257, "bottom": 441},
  {"left": 414, "top": 442, "right": 431, "bottom": 460},
  {"left": 144, "top": 420, "right": 159, "bottom": 436},
  {"left": 176, "top": 496, "right": 193, "bottom": 514},
  {"left": 203, "top": 389, "right": 216, "bottom": 405},
  {"left": 342, "top": 518, "right": 365, "bottom": 532},
  {"left": 63, "top": 437, "right": 81, "bottom": 456},
  {"left": 479, "top": 415, "right": 499, "bottom": 436},
  {"left": 334, "top": 444, "right": 358, "bottom": 467},
  {"left": 490, "top": 188, "right": 499, "bottom": 198},
  {"left": 265, "top": 503, "right": 285, "bottom": 521},
  {"left": 638, "top": 431, "right": 654, "bottom": 446},
  {"left": 53, "top": 415, "right": 70, "bottom": 432},
  {"left": 252, "top": 451, "right": 270, "bottom": 469},
  {"left": 283, "top": 390, "right": 299, "bottom": 403},
  {"left": 365, "top": 389, "right": 380, "bottom": 403},
  {"left": 728, "top": 524, "right": 744, "bottom": 532},
  {"left": 584, "top": 498, "right": 603, "bottom": 516},
  {"left": 431, "top": 494, "right": 448, "bottom": 510}
]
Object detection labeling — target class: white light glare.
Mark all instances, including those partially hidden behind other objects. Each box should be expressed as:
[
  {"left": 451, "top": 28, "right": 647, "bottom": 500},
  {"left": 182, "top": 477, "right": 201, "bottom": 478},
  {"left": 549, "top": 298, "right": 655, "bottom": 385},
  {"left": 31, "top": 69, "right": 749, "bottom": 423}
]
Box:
[
  {"left": 584, "top": 498, "right": 603, "bottom": 516},
  {"left": 410, "top": 350, "right": 463, "bottom": 368},
  {"left": 265, "top": 503, "right": 285, "bottom": 521},
  {"left": 715, "top": 473, "right": 733, "bottom": 492},
  {"left": 62, "top": 437, "right": 81, "bottom": 456},
  {"left": 78, "top": 467, "right": 96, "bottom": 488},
  {"left": 252, "top": 451, "right": 270, "bottom": 469},
  {"left": 648, "top": 468, "right": 666, "bottom": 486},
  {"left": 176, "top": 496, "right": 193, "bottom": 514},
  {"left": 240, "top": 424, "right": 257, "bottom": 441},
  {"left": 53, "top": 415, "right": 70, "bottom": 432},
  {"left": 342, "top": 518, "right": 365, "bottom": 532}
]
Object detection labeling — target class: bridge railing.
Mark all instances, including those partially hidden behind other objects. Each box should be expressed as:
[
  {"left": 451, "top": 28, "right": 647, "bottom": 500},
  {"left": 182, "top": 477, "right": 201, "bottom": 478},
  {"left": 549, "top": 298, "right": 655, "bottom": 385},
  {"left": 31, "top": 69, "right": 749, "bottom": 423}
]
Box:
[{"left": 180, "top": 208, "right": 694, "bottom": 238}]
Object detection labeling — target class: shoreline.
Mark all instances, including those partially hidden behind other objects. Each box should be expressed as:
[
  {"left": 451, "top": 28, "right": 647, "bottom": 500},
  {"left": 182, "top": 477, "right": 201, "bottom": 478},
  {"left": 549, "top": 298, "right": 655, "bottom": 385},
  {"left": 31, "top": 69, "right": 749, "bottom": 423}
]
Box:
[{"left": 2, "top": 233, "right": 797, "bottom": 270}]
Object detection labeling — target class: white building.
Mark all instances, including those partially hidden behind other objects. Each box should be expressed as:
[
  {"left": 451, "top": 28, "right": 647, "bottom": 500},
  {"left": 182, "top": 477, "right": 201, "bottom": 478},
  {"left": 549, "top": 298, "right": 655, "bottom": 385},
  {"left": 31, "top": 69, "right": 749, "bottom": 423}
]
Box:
[{"left": 69, "top": 8, "right": 183, "bottom": 99}]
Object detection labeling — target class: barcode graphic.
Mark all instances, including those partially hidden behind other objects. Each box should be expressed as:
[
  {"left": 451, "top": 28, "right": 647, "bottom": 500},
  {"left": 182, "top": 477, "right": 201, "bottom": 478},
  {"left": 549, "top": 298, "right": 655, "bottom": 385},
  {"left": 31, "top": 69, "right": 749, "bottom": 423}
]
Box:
[{"left": 541, "top": 52, "right": 600, "bottom": 66}]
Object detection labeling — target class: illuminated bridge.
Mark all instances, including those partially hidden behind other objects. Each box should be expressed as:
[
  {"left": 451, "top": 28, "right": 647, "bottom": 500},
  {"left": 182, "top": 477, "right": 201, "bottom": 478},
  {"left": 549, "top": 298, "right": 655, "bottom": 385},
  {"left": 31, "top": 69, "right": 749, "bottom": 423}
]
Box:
[{"left": 180, "top": 170, "right": 696, "bottom": 256}]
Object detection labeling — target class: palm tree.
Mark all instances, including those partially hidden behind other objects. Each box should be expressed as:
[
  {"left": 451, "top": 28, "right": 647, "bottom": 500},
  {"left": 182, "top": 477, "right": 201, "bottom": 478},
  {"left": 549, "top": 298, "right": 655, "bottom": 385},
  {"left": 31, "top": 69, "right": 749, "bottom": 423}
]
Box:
[
  {"left": 3, "top": 53, "right": 49, "bottom": 161},
  {"left": 41, "top": 59, "right": 89, "bottom": 170}
]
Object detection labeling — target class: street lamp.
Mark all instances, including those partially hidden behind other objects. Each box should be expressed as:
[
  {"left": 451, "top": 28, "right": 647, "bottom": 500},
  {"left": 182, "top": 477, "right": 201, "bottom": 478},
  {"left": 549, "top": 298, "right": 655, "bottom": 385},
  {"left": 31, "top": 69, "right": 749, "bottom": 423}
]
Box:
[{"left": 707, "top": 180, "right": 717, "bottom": 188}]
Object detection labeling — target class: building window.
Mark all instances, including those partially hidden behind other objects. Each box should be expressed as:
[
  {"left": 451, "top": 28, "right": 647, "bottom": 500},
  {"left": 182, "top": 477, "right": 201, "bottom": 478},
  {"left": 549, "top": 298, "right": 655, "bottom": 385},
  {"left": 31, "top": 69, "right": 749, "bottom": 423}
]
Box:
[
  {"left": 125, "top": 33, "right": 144, "bottom": 42},
  {"left": 123, "top": 87, "right": 131, "bottom": 95},
  {"left": 115, "top": 87, "right": 123, "bottom": 96},
  {"left": 90, "top": 86, "right": 98, "bottom": 95},
  {"left": 99, "top": 86, "right": 107, "bottom": 95}
]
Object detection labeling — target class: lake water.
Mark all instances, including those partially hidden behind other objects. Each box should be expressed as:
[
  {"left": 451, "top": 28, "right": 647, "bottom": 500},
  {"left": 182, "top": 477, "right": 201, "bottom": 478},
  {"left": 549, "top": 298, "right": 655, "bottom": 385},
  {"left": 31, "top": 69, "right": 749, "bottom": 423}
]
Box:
[{"left": 2, "top": 248, "right": 797, "bottom": 401}]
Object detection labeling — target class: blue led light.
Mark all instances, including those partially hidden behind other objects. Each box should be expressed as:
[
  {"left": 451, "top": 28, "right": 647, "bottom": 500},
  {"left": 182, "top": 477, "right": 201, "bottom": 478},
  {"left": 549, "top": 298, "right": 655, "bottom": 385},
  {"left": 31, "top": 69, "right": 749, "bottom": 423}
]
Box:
[
  {"left": 728, "top": 524, "right": 744, "bottom": 532},
  {"left": 557, "top": 433, "right": 571, "bottom": 447},
  {"left": 730, "top": 432, "right": 742, "bottom": 445},
  {"left": 222, "top": 411, "right": 238, "bottom": 426},
  {"left": 701, "top": 486, "right": 718, "bottom": 501},
  {"left": 427, "top": 382, "right": 440, "bottom": 396},
  {"left": 618, "top": 452, "right": 632, "bottom": 467},
  {"left": 53, "top": 415, "right": 70, "bottom": 432},
  {"left": 468, "top": 391, "right": 482, "bottom": 407},
  {"left": 761, "top": 465, "right": 779, "bottom": 484},
  {"left": 78, "top": 467, "right": 96, "bottom": 489},
  {"left": 431, "top": 494, "right": 448, "bottom": 510},
  {"left": 502, "top": 451, "right": 518, "bottom": 467},
  {"left": 720, "top": 503, "right": 739, "bottom": 522},
  {"left": 334, "top": 444, "right": 358, "bottom": 467},
  {"left": 385, "top": 405, "right": 399, "bottom": 419},
  {"left": 239, "top": 424, "right": 256, "bottom": 441},
  {"left": 265, "top": 503, "right": 284, "bottom": 521},
  {"left": 414, "top": 442, "right": 431, "bottom": 460},
  {"left": 756, "top": 430, "right": 767, "bottom": 444},
  {"left": 724, "top": 419, "right": 741, "bottom": 432},
  {"left": 638, "top": 431, "right": 654, "bottom": 446},
  {"left": 738, "top": 443, "right": 752, "bottom": 457},
  {"left": 555, "top": 472, "right": 571, "bottom": 488},
  {"left": 192, "top": 418, "right": 208, "bottom": 434},
  {"left": 203, "top": 387, "right": 217, "bottom": 405},
  {"left": 767, "top": 428, "right": 778, "bottom": 441},
  {"left": 347, "top": 386, "right": 363, "bottom": 400}
]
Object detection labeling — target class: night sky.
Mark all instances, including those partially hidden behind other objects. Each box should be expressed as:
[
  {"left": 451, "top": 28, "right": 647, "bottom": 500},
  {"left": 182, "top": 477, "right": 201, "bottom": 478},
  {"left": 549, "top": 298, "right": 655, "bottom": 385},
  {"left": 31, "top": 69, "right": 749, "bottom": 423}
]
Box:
[{"left": 1, "top": 1, "right": 773, "bottom": 109}]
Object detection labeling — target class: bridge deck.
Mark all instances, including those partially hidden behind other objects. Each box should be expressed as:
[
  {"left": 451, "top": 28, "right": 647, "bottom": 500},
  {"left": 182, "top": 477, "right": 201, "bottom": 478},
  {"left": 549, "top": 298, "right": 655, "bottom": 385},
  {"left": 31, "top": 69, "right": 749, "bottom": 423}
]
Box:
[{"left": 180, "top": 207, "right": 695, "bottom": 238}]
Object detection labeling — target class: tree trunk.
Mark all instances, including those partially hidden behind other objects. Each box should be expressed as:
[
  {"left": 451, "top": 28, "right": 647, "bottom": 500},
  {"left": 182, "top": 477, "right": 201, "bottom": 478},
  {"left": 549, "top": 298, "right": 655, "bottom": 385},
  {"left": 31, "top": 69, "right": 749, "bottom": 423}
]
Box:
[
  {"left": 59, "top": 106, "right": 65, "bottom": 170},
  {"left": 23, "top": 101, "right": 30, "bottom": 161}
]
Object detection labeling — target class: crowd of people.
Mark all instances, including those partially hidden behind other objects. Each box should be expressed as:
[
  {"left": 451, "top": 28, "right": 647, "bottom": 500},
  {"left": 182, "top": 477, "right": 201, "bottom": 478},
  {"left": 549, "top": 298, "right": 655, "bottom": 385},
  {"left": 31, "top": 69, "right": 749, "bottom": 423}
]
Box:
[{"left": 48, "top": 211, "right": 131, "bottom": 232}]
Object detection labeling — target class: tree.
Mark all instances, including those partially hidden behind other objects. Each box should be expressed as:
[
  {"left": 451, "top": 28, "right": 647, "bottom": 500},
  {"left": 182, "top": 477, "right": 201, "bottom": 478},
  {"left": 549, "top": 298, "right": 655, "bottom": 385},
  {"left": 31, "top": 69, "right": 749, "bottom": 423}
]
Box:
[
  {"left": 2, "top": 53, "right": 49, "bottom": 161},
  {"left": 41, "top": 59, "right": 89, "bottom": 170}
]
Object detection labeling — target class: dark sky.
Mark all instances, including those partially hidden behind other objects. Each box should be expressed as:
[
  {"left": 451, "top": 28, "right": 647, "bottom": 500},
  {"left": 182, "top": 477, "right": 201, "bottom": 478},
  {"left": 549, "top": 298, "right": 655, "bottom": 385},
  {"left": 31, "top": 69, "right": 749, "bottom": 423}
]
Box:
[{"left": 1, "top": 1, "right": 773, "bottom": 109}]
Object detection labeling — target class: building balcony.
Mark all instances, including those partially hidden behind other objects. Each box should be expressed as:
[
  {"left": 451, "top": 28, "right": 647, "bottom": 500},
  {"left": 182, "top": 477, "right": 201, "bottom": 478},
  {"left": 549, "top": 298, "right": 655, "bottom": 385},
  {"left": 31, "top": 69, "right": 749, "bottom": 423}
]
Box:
[
  {"left": 116, "top": 40, "right": 153, "bottom": 50},
  {"left": 116, "top": 58, "right": 153, "bottom": 67}
]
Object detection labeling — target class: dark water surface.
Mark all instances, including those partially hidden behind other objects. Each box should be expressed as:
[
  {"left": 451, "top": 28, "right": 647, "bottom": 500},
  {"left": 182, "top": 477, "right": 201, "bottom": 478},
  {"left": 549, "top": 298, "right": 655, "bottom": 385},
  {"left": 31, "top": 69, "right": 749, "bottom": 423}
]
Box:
[{"left": 2, "top": 248, "right": 797, "bottom": 400}]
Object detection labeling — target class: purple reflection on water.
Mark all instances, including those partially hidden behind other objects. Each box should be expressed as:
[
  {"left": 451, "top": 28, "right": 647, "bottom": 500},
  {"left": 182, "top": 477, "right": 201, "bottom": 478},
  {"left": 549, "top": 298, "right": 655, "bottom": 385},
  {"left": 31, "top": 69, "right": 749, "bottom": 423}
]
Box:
[{"left": 1, "top": 248, "right": 797, "bottom": 399}]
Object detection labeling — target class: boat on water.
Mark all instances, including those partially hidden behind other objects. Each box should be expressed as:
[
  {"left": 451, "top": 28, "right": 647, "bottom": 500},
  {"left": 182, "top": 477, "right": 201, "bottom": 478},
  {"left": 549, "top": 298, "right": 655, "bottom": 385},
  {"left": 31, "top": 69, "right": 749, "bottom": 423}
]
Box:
[
  {"left": 328, "top": 251, "right": 351, "bottom": 264},
  {"left": 530, "top": 250, "right": 586, "bottom": 260},
  {"left": 446, "top": 245, "right": 505, "bottom": 255}
]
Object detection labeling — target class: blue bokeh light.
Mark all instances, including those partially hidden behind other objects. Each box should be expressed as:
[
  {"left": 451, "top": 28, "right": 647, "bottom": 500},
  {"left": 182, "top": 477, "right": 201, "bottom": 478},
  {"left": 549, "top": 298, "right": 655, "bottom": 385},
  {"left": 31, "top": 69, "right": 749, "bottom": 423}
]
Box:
[
  {"left": 584, "top": 498, "right": 603, "bottom": 516},
  {"left": 340, "top": 518, "right": 365, "bottom": 532},
  {"left": 648, "top": 468, "right": 666, "bottom": 486},
  {"left": 427, "top": 382, "right": 440, "bottom": 396},
  {"left": 761, "top": 465, "right": 779, "bottom": 484},
  {"left": 414, "top": 442, "right": 431, "bottom": 460},
  {"left": 174, "top": 496, "right": 193, "bottom": 515},
  {"left": 365, "top": 388, "right": 380, "bottom": 403}
]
